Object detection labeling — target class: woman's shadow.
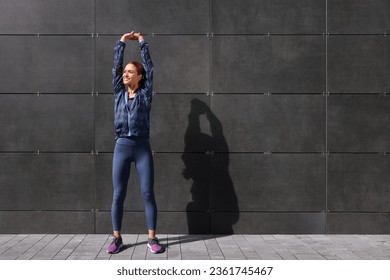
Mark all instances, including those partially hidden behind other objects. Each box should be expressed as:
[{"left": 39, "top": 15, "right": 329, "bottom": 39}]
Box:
[
  {"left": 122, "top": 99, "right": 239, "bottom": 251},
  {"left": 181, "top": 98, "right": 239, "bottom": 235}
]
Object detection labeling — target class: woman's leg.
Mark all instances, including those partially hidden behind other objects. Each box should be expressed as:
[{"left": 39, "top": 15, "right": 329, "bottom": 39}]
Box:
[
  {"left": 111, "top": 142, "right": 132, "bottom": 236},
  {"left": 135, "top": 141, "right": 164, "bottom": 253},
  {"left": 134, "top": 141, "right": 157, "bottom": 236}
]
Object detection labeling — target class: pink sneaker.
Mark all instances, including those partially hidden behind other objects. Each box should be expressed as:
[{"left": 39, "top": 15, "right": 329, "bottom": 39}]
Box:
[
  {"left": 107, "top": 236, "right": 123, "bottom": 254},
  {"left": 147, "top": 237, "right": 164, "bottom": 253}
]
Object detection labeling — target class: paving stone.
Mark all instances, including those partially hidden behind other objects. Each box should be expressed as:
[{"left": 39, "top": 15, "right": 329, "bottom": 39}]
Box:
[
  {"left": 293, "top": 253, "right": 326, "bottom": 260},
  {"left": 216, "top": 239, "right": 241, "bottom": 251},
  {"left": 182, "top": 255, "right": 210, "bottom": 260},
  {"left": 52, "top": 234, "right": 86, "bottom": 260},
  {"left": 289, "top": 248, "right": 319, "bottom": 255},
  {"left": 204, "top": 239, "right": 220, "bottom": 250},
  {"left": 181, "top": 248, "right": 209, "bottom": 257},
  {"left": 146, "top": 251, "right": 167, "bottom": 260},
  {"left": 365, "top": 249, "right": 390, "bottom": 258},
  {"left": 131, "top": 235, "right": 148, "bottom": 260},
  {"left": 274, "top": 249, "right": 297, "bottom": 260},
  {"left": 179, "top": 235, "right": 205, "bottom": 245},
  {"left": 330, "top": 249, "right": 361, "bottom": 260},
  {"left": 368, "top": 235, "right": 390, "bottom": 243},
  {"left": 66, "top": 255, "right": 95, "bottom": 260},
  {"left": 2, "top": 234, "right": 390, "bottom": 260},
  {"left": 0, "top": 253, "right": 23, "bottom": 260},
  {"left": 165, "top": 235, "right": 181, "bottom": 249},
  {"left": 78, "top": 234, "right": 108, "bottom": 246},
  {"left": 245, "top": 236, "right": 275, "bottom": 250},
  {"left": 67, "top": 246, "right": 101, "bottom": 259},
  {"left": 96, "top": 256, "right": 111, "bottom": 260},
  {"left": 0, "top": 235, "right": 16, "bottom": 246},
  {"left": 323, "top": 255, "right": 341, "bottom": 260},
  {"left": 167, "top": 251, "right": 182, "bottom": 260},
  {"left": 181, "top": 237, "right": 209, "bottom": 259},
  {"left": 223, "top": 248, "right": 246, "bottom": 260},
  {"left": 0, "top": 234, "right": 29, "bottom": 255},
  {"left": 166, "top": 234, "right": 181, "bottom": 260},
  {"left": 208, "top": 250, "right": 225, "bottom": 260},
  {"left": 95, "top": 235, "right": 111, "bottom": 260},
  {"left": 17, "top": 235, "right": 57, "bottom": 260},
  {"left": 233, "top": 235, "right": 257, "bottom": 251},
  {"left": 351, "top": 250, "right": 376, "bottom": 260},
  {"left": 31, "top": 234, "right": 74, "bottom": 260},
  {"left": 256, "top": 252, "right": 283, "bottom": 260},
  {"left": 0, "top": 234, "right": 45, "bottom": 259},
  {"left": 261, "top": 235, "right": 277, "bottom": 241},
  {"left": 243, "top": 251, "right": 261, "bottom": 260}
]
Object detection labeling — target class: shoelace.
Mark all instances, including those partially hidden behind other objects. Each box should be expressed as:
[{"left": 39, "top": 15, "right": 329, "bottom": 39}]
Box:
[
  {"left": 150, "top": 238, "right": 159, "bottom": 244},
  {"left": 112, "top": 237, "right": 121, "bottom": 245}
]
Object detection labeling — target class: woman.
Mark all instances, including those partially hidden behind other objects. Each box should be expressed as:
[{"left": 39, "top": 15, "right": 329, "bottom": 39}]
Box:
[{"left": 107, "top": 31, "right": 163, "bottom": 254}]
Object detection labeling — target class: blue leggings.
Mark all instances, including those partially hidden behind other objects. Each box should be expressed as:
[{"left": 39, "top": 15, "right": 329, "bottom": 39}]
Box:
[{"left": 111, "top": 137, "right": 157, "bottom": 231}]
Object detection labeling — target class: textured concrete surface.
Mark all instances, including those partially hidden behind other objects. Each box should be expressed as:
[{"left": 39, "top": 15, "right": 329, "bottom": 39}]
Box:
[
  {"left": 1, "top": 1, "right": 390, "bottom": 235},
  {"left": 1, "top": 234, "right": 390, "bottom": 260}
]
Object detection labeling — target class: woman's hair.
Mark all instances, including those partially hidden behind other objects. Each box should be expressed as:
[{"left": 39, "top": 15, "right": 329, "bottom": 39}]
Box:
[
  {"left": 127, "top": 61, "right": 144, "bottom": 75},
  {"left": 126, "top": 61, "right": 145, "bottom": 87}
]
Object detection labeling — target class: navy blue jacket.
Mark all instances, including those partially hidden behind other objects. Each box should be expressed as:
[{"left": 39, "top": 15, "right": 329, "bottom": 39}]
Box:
[{"left": 112, "top": 40, "right": 154, "bottom": 139}]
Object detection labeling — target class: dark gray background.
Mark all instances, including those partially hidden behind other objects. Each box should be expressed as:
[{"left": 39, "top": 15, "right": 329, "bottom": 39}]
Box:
[{"left": 0, "top": 0, "right": 389, "bottom": 234}]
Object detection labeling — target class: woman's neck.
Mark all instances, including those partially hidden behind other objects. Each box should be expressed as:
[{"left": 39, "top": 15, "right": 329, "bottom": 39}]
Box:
[{"left": 128, "top": 84, "right": 138, "bottom": 97}]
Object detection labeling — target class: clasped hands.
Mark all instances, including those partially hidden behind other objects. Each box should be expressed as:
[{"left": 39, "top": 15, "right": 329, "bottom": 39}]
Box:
[{"left": 120, "top": 31, "right": 144, "bottom": 43}]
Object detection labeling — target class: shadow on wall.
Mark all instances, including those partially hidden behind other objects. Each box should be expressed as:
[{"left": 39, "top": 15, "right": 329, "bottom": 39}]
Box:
[{"left": 181, "top": 99, "right": 239, "bottom": 234}]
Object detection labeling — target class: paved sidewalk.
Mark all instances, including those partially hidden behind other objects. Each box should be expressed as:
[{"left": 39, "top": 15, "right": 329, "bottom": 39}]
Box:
[{"left": 1, "top": 234, "right": 390, "bottom": 260}]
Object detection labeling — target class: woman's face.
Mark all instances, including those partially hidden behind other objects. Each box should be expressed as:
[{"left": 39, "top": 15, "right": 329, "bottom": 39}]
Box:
[{"left": 122, "top": 63, "right": 142, "bottom": 86}]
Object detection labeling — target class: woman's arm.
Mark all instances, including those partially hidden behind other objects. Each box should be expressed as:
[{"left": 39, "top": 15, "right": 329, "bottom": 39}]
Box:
[
  {"left": 133, "top": 33, "right": 154, "bottom": 95},
  {"left": 112, "top": 32, "right": 137, "bottom": 94},
  {"left": 112, "top": 41, "right": 126, "bottom": 95}
]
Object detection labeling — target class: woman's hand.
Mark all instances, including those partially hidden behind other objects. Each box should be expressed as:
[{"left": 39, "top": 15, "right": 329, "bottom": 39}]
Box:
[
  {"left": 120, "top": 31, "right": 144, "bottom": 43},
  {"left": 120, "top": 31, "right": 134, "bottom": 42},
  {"left": 132, "top": 32, "right": 144, "bottom": 43}
]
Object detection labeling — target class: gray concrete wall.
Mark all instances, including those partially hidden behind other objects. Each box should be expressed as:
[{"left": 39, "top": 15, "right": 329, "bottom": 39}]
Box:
[{"left": 0, "top": 0, "right": 389, "bottom": 234}]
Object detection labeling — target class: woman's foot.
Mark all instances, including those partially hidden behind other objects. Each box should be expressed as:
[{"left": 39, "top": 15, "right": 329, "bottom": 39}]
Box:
[
  {"left": 107, "top": 236, "right": 124, "bottom": 254},
  {"left": 147, "top": 237, "right": 164, "bottom": 254}
]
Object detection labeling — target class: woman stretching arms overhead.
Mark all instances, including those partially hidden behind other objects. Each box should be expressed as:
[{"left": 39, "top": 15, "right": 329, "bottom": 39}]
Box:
[{"left": 107, "top": 31, "right": 163, "bottom": 254}]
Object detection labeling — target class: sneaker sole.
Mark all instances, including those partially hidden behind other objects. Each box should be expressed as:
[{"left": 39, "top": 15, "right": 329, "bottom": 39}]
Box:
[
  {"left": 147, "top": 243, "right": 164, "bottom": 254},
  {"left": 107, "top": 243, "right": 124, "bottom": 254}
]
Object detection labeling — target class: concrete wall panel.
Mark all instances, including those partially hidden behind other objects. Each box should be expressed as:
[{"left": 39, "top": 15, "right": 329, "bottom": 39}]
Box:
[
  {"left": 0, "top": 153, "right": 94, "bottom": 211},
  {"left": 328, "top": 213, "right": 390, "bottom": 234},
  {"left": 212, "top": 212, "right": 325, "bottom": 234},
  {"left": 0, "top": 0, "right": 388, "bottom": 234},
  {"left": 328, "top": 36, "right": 385, "bottom": 93},
  {"left": 96, "top": 0, "right": 209, "bottom": 34},
  {"left": 36, "top": 37, "right": 94, "bottom": 93},
  {"left": 211, "top": 94, "right": 325, "bottom": 152},
  {"left": 328, "top": 0, "right": 390, "bottom": 34},
  {"left": 150, "top": 94, "right": 211, "bottom": 152},
  {"left": 328, "top": 95, "right": 390, "bottom": 152},
  {"left": 95, "top": 94, "right": 116, "bottom": 152},
  {"left": 0, "top": 0, "right": 94, "bottom": 34},
  {"left": 212, "top": 36, "right": 325, "bottom": 93},
  {"left": 211, "top": 154, "right": 326, "bottom": 212},
  {"left": 96, "top": 36, "right": 209, "bottom": 94},
  {"left": 212, "top": 0, "right": 326, "bottom": 34},
  {"left": 0, "top": 211, "right": 94, "bottom": 234},
  {"left": 0, "top": 37, "right": 38, "bottom": 93},
  {"left": 0, "top": 94, "right": 94, "bottom": 152},
  {"left": 328, "top": 154, "right": 390, "bottom": 212}
]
